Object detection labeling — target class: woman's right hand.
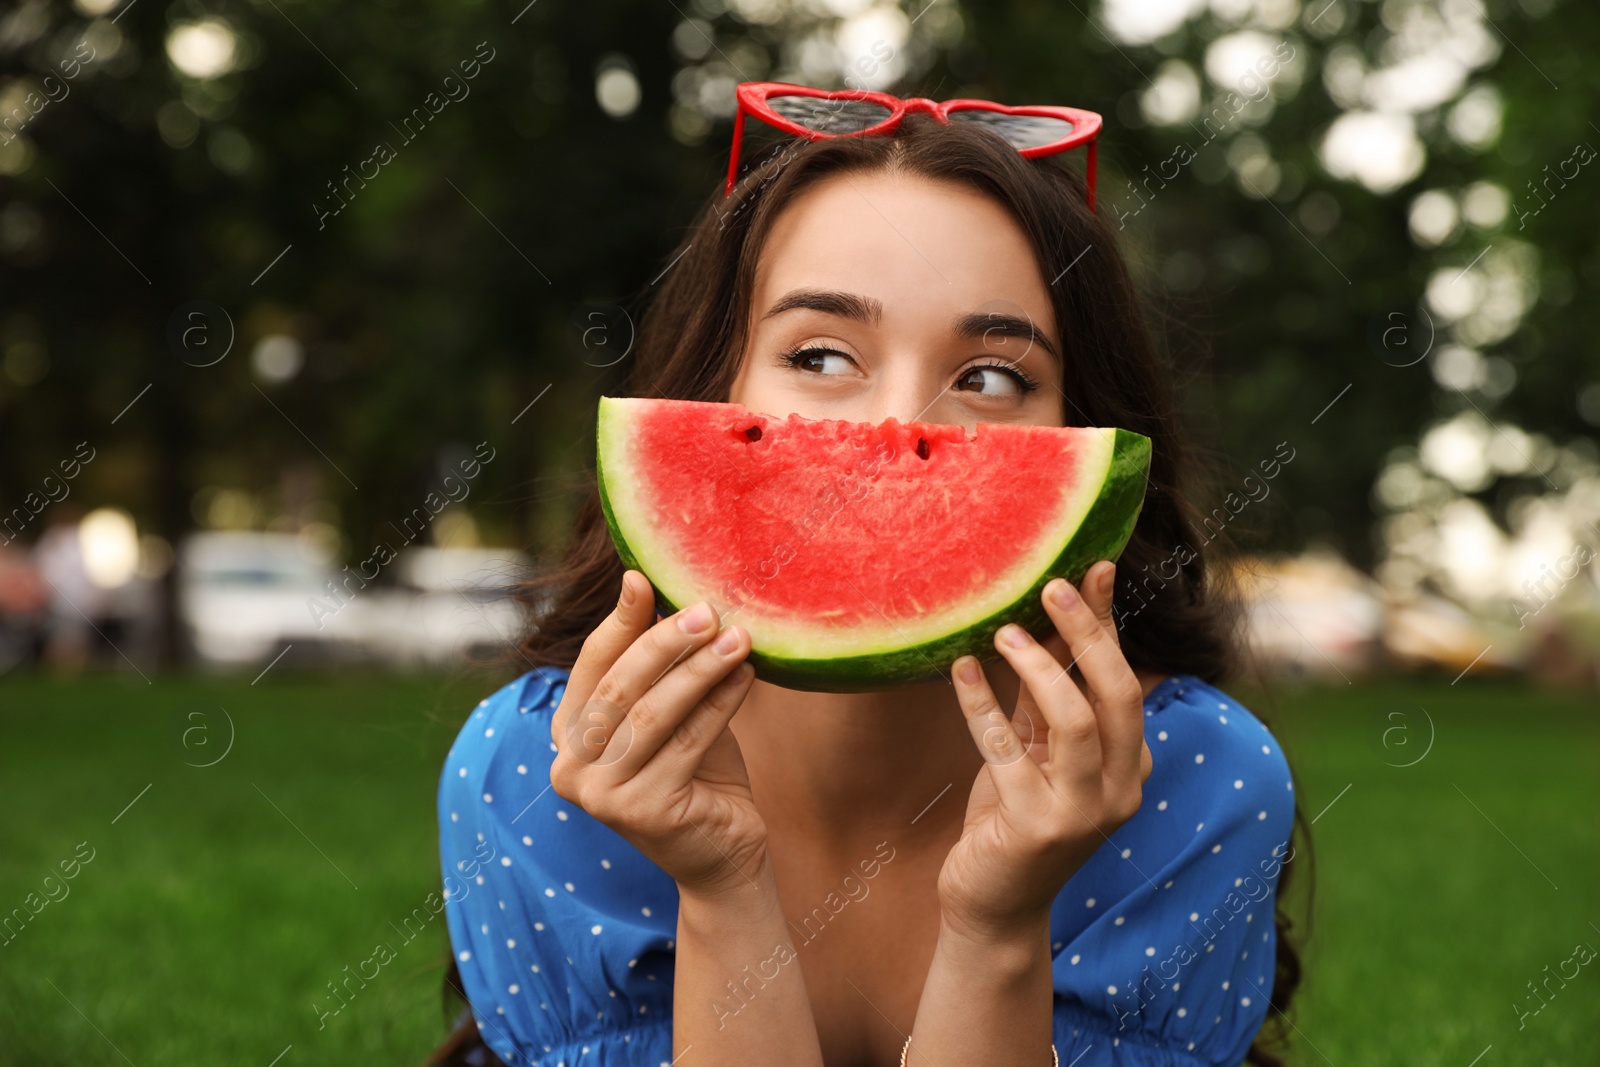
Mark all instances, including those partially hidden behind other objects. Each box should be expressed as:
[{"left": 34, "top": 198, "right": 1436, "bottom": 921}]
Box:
[{"left": 549, "top": 568, "right": 769, "bottom": 900}]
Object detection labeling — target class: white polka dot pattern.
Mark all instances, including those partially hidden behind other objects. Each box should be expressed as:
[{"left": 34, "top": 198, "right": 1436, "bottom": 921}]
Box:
[{"left": 438, "top": 668, "right": 1295, "bottom": 1066}]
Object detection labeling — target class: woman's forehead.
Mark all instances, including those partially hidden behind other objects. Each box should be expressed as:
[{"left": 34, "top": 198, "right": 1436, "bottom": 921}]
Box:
[{"left": 750, "top": 171, "right": 1059, "bottom": 341}]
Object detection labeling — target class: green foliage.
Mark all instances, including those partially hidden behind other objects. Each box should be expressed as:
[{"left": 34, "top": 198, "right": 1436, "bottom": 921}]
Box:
[{"left": 1, "top": 0, "right": 1596, "bottom": 613}]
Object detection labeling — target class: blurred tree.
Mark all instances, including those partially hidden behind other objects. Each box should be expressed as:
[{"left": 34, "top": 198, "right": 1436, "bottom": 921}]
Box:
[
  {"left": 636, "top": 0, "right": 1600, "bottom": 602},
  {"left": 2, "top": 0, "right": 1596, "bottom": 666},
  {"left": 1, "top": 0, "right": 719, "bottom": 662}
]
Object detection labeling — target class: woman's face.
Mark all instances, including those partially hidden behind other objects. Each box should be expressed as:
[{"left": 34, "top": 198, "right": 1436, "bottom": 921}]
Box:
[{"left": 729, "top": 171, "right": 1064, "bottom": 431}]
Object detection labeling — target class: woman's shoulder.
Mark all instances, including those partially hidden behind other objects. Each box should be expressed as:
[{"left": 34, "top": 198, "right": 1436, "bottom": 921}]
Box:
[
  {"left": 1133, "top": 673, "right": 1296, "bottom": 869},
  {"left": 1046, "top": 674, "right": 1296, "bottom": 1064},
  {"left": 458, "top": 664, "right": 572, "bottom": 729},
  {"left": 440, "top": 665, "right": 570, "bottom": 778},
  {"left": 1143, "top": 674, "right": 1293, "bottom": 792},
  {"left": 1055, "top": 673, "right": 1296, "bottom": 913},
  {"left": 436, "top": 665, "right": 680, "bottom": 1063},
  {"left": 437, "top": 663, "right": 678, "bottom": 910}
]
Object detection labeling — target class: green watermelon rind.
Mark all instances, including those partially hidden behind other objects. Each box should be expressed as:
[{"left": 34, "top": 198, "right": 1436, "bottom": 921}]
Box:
[{"left": 598, "top": 416, "right": 1152, "bottom": 693}]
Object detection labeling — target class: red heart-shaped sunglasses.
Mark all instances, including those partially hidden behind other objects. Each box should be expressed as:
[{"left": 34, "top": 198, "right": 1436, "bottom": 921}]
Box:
[{"left": 724, "top": 81, "right": 1103, "bottom": 211}]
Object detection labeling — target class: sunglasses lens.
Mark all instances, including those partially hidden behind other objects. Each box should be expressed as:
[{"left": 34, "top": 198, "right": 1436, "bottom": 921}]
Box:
[
  {"left": 767, "top": 94, "right": 895, "bottom": 134},
  {"left": 948, "top": 109, "right": 1078, "bottom": 150}
]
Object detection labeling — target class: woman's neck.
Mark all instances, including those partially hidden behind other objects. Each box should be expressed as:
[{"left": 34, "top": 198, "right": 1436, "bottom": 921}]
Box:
[{"left": 728, "top": 662, "right": 1170, "bottom": 856}]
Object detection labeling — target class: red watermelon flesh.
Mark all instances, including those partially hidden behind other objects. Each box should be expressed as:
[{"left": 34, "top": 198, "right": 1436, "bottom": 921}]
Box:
[{"left": 596, "top": 396, "right": 1151, "bottom": 691}]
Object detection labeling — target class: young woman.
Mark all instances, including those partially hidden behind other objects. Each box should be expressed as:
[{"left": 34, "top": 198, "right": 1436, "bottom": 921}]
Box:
[{"left": 431, "top": 86, "right": 1305, "bottom": 1067}]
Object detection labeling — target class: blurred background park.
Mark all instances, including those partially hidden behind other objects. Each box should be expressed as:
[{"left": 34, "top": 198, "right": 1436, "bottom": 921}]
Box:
[{"left": 1, "top": 0, "right": 1596, "bottom": 1064}]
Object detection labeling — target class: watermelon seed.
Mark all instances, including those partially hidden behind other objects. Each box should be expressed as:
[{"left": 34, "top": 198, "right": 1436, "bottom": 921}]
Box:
[
  {"left": 915, "top": 437, "right": 929, "bottom": 460},
  {"left": 744, "top": 426, "right": 762, "bottom": 441}
]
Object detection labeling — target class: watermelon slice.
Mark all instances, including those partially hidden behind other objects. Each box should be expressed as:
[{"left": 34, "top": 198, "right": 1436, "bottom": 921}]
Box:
[{"left": 595, "top": 397, "right": 1151, "bottom": 692}]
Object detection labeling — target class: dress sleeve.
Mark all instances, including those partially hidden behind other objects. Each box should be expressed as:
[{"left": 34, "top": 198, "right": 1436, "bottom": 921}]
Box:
[
  {"left": 438, "top": 667, "right": 681, "bottom": 1067},
  {"left": 1047, "top": 678, "right": 1297, "bottom": 1066}
]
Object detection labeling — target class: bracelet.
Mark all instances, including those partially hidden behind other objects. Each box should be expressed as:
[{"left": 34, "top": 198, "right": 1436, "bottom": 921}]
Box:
[{"left": 900, "top": 1036, "right": 1058, "bottom": 1066}]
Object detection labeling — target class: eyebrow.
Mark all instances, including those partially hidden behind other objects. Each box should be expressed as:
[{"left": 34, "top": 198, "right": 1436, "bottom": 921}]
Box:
[
  {"left": 954, "top": 312, "right": 1059, "bottom": 361},
  {"left": 762, "top": 288, "right": 883, "bottom": 325},
  {"left": 763, "top": 288, "right": 1060, "bottom": 362}
]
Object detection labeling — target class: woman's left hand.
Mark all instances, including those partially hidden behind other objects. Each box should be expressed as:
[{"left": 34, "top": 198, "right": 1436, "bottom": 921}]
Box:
[{"left": 937, "top": 560, "right": 1154, "bottom": 941}]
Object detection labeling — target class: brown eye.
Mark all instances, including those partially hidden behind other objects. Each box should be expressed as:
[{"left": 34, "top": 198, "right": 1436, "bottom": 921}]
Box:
[
  {"left": 780, "top": 346, "right": 855, "bottom": 376},
  {"left": 956, "top": 365, "right": 1027, "bottom": 396}
]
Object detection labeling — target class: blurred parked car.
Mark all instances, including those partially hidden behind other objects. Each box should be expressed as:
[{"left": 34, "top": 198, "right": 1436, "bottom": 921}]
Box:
[
  {"left": 177, "top": 531, "right": 372, "bottom": 668},
  {"left": 364, "top": 546, "right": 531, "bottom": 668}
]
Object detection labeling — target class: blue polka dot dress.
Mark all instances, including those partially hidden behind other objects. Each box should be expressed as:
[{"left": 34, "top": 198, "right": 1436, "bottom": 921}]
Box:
[{"left": 438, "top": 667, "right": 1296, "bottom": 1066}]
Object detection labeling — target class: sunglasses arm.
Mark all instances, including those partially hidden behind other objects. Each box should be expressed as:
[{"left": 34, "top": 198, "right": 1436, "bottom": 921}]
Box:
[
  {"left": 724, "top": 106, "right": 747, "bottom": 197},
  {"left": 1087, "top": 139, "right": 1097, "bottom": 213}
]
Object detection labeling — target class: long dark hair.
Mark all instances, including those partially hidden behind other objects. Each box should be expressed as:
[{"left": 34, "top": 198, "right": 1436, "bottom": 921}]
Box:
[{"left": 428, "top": 113, "right": 1308, "bottom": 1067}]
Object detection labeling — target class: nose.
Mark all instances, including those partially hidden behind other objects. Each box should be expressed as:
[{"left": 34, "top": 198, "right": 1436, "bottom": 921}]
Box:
[{"left": 861, "top": 367, "right": 961, "bottom": 430}]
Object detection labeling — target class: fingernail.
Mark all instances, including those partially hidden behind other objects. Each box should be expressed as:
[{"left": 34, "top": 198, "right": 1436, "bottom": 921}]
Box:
[
  {"left": 1100, "top": 564, "right": 1116, "bottom": 596},
  {"left": 1048, "top": 579, "right": 1078, "bottom": 610},
  {"left": 712, "top": 625, "right": 740, "bottom": 655},
  {"left": 618, "top": 573, "right": 634, "bottom": 607},
  {"left": 955, "top": 657, "right": 981, "bottom": 685},
  {"left": 999, "top": 624, "right": 1030, "bottom": 649},
  {"left": 678, "top": 602, "right": 714, "bottom": 635}
]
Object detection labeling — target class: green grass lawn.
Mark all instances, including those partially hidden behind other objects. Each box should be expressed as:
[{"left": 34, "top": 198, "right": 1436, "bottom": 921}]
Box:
[{"left": 0, "top": 669, "right": 1595, "bottom": 1066}]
